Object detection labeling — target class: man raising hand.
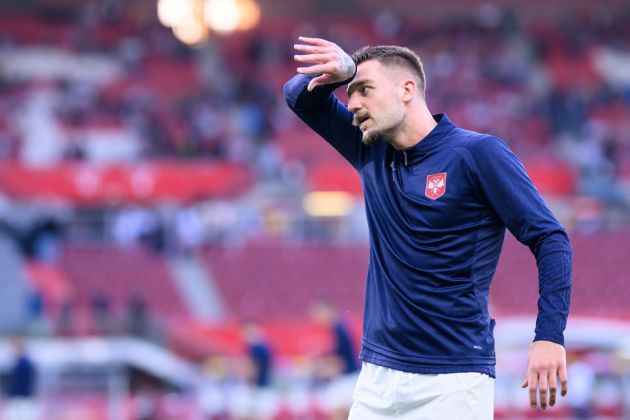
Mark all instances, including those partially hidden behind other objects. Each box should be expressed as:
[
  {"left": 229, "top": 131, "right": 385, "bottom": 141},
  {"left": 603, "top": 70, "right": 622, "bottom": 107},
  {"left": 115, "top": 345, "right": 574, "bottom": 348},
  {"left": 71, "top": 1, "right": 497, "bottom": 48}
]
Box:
[{"left": 285, "top": 36, "right": 572, "bottom": 418}]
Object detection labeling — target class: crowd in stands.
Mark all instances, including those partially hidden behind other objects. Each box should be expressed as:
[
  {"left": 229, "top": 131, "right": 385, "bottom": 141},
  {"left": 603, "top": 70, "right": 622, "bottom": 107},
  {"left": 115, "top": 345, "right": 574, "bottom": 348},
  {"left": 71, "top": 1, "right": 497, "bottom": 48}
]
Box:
[{"left": 1, "top": 3, "right": 629, "bottom": 255}]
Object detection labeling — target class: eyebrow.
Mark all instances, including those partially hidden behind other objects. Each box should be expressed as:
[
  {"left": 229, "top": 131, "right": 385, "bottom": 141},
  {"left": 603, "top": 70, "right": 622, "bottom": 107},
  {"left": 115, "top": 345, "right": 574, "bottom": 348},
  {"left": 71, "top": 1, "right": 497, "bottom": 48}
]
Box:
[{"left": 347, "top": 79, "right": 372, "bottom": 97}]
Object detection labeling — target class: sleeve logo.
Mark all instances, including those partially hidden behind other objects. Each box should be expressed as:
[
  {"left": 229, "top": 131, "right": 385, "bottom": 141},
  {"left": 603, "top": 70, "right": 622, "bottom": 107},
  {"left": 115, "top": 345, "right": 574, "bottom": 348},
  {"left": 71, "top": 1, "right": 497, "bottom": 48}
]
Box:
[{"left": 425, "top": 172, "right": 447, "bottom": 200}]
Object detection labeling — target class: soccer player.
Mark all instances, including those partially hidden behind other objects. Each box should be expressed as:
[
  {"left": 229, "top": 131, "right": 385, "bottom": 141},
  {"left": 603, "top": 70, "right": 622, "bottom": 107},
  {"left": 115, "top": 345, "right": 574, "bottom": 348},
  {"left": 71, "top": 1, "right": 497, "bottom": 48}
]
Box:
[{"left": 284, "top": 36, "right": 572, "bottom": 419}]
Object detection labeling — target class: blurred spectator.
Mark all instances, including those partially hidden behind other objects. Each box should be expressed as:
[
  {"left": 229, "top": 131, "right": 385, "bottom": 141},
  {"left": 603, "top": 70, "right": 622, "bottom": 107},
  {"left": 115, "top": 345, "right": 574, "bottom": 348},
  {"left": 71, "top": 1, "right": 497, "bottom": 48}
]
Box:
[
  {"left": 126, "top": 293, "right": 152, "bottom": 339},
  {"left": 90, "top": 292, "right": 113, "bottom": 335},
  {"left": 577, "top": 124, "right": 624, "bottom": 202},
  {"left": 112, "top": 206, "right": 164, "bottom": 253},
  {"left": 2, "top": 337, "right": 39, "bottom": 420},
  {"left": 174, "top": 205, "right": 206, "bottom": 254},
  {"left": 139, "top": 217, "right": 166, "bottom": 254},
  {"left": 26, "top": 289, "right": 51, "bottom": 336},
  {"left": 23, "top": 215, "right": 64, "bottom": 263},
  {"left": 56, "top": 297, "right": 76, "bottom": 336}
]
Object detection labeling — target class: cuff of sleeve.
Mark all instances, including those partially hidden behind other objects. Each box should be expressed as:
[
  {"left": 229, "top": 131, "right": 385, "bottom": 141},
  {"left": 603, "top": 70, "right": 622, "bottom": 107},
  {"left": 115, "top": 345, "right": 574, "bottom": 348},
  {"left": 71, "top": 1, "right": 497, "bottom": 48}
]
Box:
[
  {"left": 533, "top": 334, "right": 565, "bottom": 347},
  {"left": 338, "top": 62, "right": 358, "bottom": 85}
]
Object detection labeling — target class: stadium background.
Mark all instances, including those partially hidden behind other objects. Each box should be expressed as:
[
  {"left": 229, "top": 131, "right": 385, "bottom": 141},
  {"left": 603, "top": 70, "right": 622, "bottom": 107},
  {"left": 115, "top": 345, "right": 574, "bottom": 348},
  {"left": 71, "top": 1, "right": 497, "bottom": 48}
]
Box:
[{"left": 0, "top": 0, "right": 629, "bottom": 418}]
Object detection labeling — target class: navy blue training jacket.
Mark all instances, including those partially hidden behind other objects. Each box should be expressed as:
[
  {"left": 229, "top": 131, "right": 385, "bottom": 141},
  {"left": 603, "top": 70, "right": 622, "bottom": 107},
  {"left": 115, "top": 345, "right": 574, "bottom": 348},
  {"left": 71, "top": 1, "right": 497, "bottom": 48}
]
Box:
[{"left": 284, "top": 74, "right": 572, "bottom": 377}]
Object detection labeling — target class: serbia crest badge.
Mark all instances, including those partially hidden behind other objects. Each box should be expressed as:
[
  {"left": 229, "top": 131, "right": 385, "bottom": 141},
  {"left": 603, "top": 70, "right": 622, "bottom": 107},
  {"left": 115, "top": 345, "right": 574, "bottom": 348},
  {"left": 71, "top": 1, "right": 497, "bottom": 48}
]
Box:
[{"left": 425, "top": 172, "right": 447, "bottom": 200}]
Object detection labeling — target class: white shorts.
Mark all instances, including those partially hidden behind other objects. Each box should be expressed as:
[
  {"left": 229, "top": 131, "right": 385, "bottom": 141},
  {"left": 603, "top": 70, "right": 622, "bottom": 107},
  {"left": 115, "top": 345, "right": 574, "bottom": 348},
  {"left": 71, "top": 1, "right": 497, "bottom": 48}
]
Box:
[{"left": 348, "top": 362, "right": 494, "bottom": 420}]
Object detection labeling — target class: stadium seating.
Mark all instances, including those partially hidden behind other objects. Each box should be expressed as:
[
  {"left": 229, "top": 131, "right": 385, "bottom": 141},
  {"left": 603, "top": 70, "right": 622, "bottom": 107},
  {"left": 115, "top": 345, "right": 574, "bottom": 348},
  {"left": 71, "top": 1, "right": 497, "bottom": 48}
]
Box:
[
  {"left": 199, "top": 232, "right": 630, "bottom": 322},
  {"left": 60, "top": 244, "right": 188, "bottom": 321},
  {"left": 492, "top": 232, "right": 630, "bottom": 318},
  {"left": 202, "top": 244, "right": 368, "bottom": 321}
]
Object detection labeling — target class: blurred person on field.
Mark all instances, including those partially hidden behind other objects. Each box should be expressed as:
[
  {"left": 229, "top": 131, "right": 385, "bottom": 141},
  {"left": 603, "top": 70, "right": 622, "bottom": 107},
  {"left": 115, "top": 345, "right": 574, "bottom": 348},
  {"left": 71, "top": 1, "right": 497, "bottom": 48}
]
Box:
[
  {"left": 3, "top": 337, "right": 39, "bottom": 420},
  {"left": 242, "top": 321, "right": 273, "bottom": 389},
  {"left": 226, "top": 322, "right": 278, "bottom": 419},
  {"left": 310, "top": 299, "right": 359, "bottom": 418}
]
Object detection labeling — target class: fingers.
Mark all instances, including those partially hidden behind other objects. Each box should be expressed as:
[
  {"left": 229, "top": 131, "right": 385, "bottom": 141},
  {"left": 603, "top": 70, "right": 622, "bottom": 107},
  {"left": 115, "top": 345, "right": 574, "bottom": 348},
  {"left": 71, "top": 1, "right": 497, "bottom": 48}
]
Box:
[
  {"left": 298, "top": 36, "right": 334, "bottom": 46},
  {"left": 297, "top": 63, "right": 335, "bottom": 75},
  {"left": 307, "top": 78, "right": 318, "bottom": 92},
  {"left": 293, "top": 42, "right": 336, "bottom": 76},
  {"left": 548, "top": 369, "right": 558, "bottom": 407},
  {"left": 528, "top": 370, "right": 563, "bottom": 409},
  {"left": 307, "top": 75, "right": 330, "bottom": 92},
  {"left": 559, "top": 363, "right": 569, "bottom": 397},
  {"left": 528, "top": 371, "right": 538, "bottom": 409},
  {"left": 292, "top": 36, "right": 354, "bottom": 88},
  {"left": 294, "top": 53, "right": 334, "bottom": 64},
  {"left": 294, "top": 44, "right": 334, "bottom": 54},
  {"left": 538, "top": 371, "right": 549, "bottom": 409}
]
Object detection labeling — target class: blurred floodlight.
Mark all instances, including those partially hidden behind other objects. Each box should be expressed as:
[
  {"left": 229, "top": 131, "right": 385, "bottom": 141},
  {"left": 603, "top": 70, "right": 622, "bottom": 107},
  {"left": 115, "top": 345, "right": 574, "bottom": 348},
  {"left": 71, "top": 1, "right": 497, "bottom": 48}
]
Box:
[
  {"left": 303, "top": 191, "right": 355, "bottom": 217},
  {"left": 204, "top": 0, "right": 241, "bottom": 34},
  {"left": 236, "top": 0, "right": 261, "bottom": 31},
  {"left": 172, "top": 17, "right": 209, "bottom": 47},
  {"left": 157, "top": 0, "right": 196, "bottom": 28},
  {"left": 158, "top": 0, "right": 260, "bottom": 37}
]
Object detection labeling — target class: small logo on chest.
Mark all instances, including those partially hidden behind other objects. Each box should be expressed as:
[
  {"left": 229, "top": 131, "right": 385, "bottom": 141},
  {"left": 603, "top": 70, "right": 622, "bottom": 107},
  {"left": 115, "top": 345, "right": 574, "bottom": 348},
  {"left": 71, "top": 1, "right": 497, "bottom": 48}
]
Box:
[{"left": 425, "top": 172, "right": 447, "bottom": 200}]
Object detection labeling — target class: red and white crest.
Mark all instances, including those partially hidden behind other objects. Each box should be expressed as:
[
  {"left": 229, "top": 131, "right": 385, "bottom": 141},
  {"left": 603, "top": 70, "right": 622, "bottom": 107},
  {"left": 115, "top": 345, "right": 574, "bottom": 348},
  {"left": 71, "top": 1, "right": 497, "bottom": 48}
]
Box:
[{"left": 425, "top": 172, "right": 447, "bottom": 200}]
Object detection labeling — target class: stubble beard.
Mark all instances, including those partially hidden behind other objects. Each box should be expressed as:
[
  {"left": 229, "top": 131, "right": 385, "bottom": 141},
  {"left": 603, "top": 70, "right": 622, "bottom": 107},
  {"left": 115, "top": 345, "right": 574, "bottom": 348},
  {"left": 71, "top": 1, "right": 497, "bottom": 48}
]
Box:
[
  {"left": 361, "top": 117, "right": 404, "bottom": 146},
  {"left": 361, "top": 129, "right": 381, "bottom": 145}
]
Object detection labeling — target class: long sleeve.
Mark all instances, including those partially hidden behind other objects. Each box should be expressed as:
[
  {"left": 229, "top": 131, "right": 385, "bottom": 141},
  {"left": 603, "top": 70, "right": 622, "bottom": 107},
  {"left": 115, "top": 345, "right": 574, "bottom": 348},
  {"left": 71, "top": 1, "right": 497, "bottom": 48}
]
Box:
[
  {"left": 471, "top": 136, "right": 572, "bottom": 345},
  {"left": 531, "top": 231, "right": 573, "bottom": 344},
  {"left": 283, "top": 74, "right": 366, "bottom": 170}
]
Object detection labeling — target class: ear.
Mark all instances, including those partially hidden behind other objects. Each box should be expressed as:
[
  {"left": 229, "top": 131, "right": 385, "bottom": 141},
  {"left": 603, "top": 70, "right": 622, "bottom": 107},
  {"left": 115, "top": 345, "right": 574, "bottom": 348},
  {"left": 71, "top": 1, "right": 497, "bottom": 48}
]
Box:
[{"left": 400, "top": 79, "right": 416, "bottom": 103}]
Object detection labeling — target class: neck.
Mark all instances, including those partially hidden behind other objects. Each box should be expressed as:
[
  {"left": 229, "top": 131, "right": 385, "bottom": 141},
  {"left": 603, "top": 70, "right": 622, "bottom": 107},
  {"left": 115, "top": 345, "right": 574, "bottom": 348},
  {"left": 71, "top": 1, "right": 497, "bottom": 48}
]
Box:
[{"left": 388, "top": 103, "right": 437, "bottom": 151}]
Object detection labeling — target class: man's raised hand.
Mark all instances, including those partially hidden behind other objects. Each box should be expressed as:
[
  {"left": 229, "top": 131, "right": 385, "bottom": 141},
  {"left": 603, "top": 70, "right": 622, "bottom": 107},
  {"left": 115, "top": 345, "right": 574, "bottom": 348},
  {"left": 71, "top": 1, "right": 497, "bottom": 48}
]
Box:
[{"left": 294, "top": 36, "right": 356, "bottom": 92}]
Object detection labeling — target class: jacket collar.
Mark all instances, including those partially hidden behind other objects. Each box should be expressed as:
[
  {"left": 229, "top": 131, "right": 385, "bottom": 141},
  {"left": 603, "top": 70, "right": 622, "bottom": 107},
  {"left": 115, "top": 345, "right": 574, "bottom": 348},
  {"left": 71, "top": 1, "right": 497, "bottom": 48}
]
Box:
[{"left": 396, "top": 113, "right": 456, "bottom": 165}]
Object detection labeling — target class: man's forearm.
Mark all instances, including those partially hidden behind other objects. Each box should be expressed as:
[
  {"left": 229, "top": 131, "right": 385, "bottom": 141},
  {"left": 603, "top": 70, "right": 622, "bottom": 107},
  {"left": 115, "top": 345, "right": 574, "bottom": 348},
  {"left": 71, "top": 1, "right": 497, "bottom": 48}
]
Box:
[
  {"left": 284, "top": 73, "right": 354, "bottom": 111},
  {"left": 533, "top": 231, "right": 573, "bottom": 345}
]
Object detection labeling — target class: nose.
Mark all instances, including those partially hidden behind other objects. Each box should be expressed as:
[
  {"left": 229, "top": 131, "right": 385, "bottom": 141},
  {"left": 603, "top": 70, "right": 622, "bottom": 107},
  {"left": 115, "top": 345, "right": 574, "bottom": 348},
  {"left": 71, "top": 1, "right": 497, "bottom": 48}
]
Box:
[{"left": 348, "top": 94, "right": 362, "bottom": 114}]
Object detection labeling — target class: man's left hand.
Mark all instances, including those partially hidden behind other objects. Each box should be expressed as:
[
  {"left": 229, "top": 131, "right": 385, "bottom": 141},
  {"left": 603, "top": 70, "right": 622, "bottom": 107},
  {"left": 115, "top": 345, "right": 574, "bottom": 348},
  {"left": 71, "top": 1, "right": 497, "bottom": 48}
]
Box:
[{"left": 521, "top": 340, "right": 568, "bottom": 409}]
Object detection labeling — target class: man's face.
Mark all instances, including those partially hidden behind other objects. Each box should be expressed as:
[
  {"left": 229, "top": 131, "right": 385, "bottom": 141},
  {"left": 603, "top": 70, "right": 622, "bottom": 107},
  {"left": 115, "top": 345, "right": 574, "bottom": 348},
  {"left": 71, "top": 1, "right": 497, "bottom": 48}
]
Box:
[{"left": 347, "top": 59, "right": 406, "bottom": 145}]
